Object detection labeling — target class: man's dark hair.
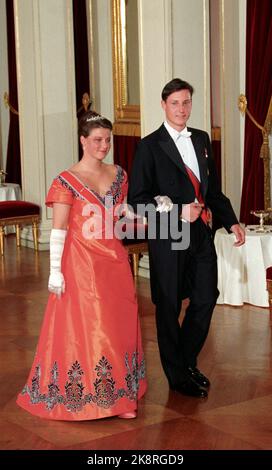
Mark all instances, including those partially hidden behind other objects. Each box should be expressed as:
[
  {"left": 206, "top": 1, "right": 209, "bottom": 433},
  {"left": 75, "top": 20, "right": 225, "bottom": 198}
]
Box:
[{"left": 161, "top": 78, "right": 194, "bottom": 101}]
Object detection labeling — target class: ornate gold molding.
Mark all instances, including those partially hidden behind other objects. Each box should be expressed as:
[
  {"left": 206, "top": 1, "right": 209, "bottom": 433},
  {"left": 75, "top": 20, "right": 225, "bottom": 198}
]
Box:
[
  {"left": 4, "top": 92, "right": 19, "bottom": 115},
  {"left": 111, "top": 0, "right": 140, "bottom": 130},
  {"left": 113, "top": 122, "right": 141, "bottom": 137}
]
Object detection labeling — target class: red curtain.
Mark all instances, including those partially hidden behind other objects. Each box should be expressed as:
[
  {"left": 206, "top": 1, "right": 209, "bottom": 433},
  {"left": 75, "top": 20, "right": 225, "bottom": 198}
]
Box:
[
  {"left": 72, "top": 0, "right": 90, "bottom": 111},
  {"left": 5, "top": 0, "right": 21, "bottom": 185},
  {"left": 240, "top": 0, "right": 272, "bottom": 224},
  {"left": 73, "top": 0, "right": 90, "bottom": 160},
  {"left": 113, "top": 135, "right": 141, "bottom": 178}
]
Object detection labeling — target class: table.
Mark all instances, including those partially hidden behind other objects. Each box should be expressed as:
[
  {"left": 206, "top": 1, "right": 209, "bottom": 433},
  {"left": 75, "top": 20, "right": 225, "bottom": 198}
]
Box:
[
  {"left": 0, "top": 183, "right": 21, "bottom": 202},
  {"left": 214, "top": 226, "right": 272, "bottom": 307},
  {"left": 0, "top": 183, "right": 22, "bottom": 234}
]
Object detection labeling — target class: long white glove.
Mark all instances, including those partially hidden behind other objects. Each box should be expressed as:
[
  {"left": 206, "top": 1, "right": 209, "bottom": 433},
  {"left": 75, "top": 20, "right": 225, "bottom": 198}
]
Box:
[
  {"left": 48, "top": 229, "right": 67, "bottom": 297},
  {"left": 154, "top": 195, "right": 173, "bottom": 213}
]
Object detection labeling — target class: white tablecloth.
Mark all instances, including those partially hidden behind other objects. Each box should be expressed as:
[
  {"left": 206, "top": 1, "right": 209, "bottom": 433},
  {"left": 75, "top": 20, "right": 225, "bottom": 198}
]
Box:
[
  {"left": 0, "top": 183, "right": 21, "bottom": 201},
  {"left": 214, "top": 227, "right": 272, "bottom": 307},
  {"left": 0, "top": 183, "right": 22, "bottom": 234}
]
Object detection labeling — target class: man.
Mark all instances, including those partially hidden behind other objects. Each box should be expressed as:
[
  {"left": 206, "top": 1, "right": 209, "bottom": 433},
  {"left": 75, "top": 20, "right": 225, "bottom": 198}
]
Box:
[{"left": 128, "top": 78, "right": 245, "bottom": 398}]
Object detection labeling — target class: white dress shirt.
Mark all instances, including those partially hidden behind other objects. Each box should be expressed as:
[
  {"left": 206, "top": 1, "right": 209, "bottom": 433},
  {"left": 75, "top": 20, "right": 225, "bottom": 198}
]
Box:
[{"left": 164, "top": 121, "right": 200, "bottom": 181}]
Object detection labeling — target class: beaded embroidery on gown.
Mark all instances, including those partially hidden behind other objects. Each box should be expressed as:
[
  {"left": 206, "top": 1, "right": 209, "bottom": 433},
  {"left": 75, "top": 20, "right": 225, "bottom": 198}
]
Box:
[{"left": 17, "top": 165, "right": 147, "bottom": 420}]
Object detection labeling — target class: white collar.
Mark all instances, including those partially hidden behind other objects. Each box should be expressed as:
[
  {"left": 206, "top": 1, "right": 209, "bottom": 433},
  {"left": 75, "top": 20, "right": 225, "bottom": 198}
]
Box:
[{"left": 164, "top": 121, "right": 191, "bottom": 141}]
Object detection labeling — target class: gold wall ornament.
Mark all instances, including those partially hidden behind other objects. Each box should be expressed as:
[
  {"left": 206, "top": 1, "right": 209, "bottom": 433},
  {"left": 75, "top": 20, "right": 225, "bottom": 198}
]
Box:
[
  {"left": 111, "top": 0, "right": 140, "bottom": 136},
  {"left": 238, "top": 94, "right": 247, "bottom": 116},
  {"left": 82, "top": 93, "right": 90, "bottom": 112},
  {"left": 77, "top": 92, "right": 92, "bottom": 114},
  {"left": 4, "top": 92, "right": 19, "bottom": 115},
  {"left": 238, "top": 93, "right": 272, "bottom": 210}
]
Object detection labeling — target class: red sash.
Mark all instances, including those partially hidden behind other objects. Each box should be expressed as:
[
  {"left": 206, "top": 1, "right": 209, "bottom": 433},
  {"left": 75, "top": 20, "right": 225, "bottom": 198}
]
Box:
[
  {"left": 60, "top": 170, "right": 109, "bottom": 207},
  {"left": 185, "top": 165, "right": 208, "bottom": 225}
]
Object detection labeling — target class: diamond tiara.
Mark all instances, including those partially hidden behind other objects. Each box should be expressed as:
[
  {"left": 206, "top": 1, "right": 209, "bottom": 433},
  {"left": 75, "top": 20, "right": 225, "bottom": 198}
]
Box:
[{"left": 86, "top": 115, "right": 103, "bottom": 122}]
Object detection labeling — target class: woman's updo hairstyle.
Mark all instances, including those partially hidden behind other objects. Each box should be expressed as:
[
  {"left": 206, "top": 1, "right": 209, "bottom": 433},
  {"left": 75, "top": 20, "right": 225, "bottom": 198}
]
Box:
[{"left": 78, "top": 111, "right": 113, "bottom": 138}]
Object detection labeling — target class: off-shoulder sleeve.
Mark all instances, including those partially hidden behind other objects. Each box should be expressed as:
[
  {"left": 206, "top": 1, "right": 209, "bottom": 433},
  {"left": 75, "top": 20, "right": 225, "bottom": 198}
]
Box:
[{"left": 46, "top": 176, "right": 74, "bottom": 207}]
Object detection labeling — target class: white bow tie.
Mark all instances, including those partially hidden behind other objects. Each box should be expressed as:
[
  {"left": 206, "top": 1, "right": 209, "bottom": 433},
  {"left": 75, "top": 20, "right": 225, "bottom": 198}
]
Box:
[{"left": 177, "top": 129, "right": 192, "bottom": 139}]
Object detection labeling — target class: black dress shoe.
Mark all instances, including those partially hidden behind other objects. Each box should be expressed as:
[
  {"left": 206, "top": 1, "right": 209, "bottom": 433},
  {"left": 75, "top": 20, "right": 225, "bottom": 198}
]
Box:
[
  {"left": 170, "top": 378, "right": 208, "bottom": 398},
  {"left": 187, "top": 367, "right": 210, "bottom": 388}
]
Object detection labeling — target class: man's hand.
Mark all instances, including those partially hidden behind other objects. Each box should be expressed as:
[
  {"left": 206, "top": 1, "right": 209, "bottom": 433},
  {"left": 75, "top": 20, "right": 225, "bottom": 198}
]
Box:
[
  {"left": 230, "top": 224, "right": 245, "bottom": 247},
  {"left": 181, "top": 202, "right": 204, "bottom": 223}
]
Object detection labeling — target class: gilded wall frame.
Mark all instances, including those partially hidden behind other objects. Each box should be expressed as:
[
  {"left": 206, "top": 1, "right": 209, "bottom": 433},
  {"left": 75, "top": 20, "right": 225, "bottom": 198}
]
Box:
[{"left": 111, "top": 0, "right": 140, "bottom": 136}]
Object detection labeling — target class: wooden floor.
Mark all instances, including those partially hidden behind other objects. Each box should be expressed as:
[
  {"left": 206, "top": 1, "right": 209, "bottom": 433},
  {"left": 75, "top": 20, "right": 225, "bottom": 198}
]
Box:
[{"left": 1, "top": 236, "right": 272, "bottom": 450}]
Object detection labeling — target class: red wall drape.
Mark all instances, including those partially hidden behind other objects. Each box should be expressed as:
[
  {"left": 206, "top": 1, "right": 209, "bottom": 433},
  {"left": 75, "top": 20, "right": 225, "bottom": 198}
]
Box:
[
  {"left": 72, "top": 0, "right": 90, "bottom": 111},
  {"left": 5, "top": 0, "right": 21, "bottom": 185},
  {"left": 113, "top": 135, "right": 141, "bottom": 178},
  {"left": 240, "top": 0, "right": 272, "bottom": 224},
  {"left": 73, "top": 0, "right": 90, "bottom": 160}
]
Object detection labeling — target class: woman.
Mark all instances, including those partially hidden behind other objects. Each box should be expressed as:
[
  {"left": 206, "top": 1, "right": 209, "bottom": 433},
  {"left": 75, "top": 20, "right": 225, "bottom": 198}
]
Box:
[{"left": 17, "top": 111, "right": 147, "bottom": 420}]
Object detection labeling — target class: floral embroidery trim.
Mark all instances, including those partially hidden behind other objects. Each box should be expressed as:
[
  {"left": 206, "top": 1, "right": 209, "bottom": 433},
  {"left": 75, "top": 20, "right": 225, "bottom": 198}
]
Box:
[
  {"left": 20, "top": 353, "right": 145, "bottom": 413},
  {"left": 91, "top": 165, "right": 125, "bottom": 207},
  {"left": 57, "top": 175, "right": 85, "bottom": 201},
  {"left": 56, "top": 166, "right": 125, "bottom": 207}
]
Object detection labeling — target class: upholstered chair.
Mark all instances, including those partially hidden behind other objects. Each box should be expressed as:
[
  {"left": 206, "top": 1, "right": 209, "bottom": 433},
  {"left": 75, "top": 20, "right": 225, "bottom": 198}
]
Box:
[{"left": 0, "top": 201, "right": 40, "bottom": 255}]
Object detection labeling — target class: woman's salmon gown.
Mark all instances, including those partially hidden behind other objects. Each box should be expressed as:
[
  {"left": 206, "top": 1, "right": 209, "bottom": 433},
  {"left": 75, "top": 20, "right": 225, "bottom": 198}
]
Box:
[{"left": 17, "top": 165, "right": 147, "bottom": 420}]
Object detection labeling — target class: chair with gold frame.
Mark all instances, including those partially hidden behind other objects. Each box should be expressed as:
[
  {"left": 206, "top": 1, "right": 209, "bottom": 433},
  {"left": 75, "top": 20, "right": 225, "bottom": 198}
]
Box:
[
  {"left": 124, "top": 240, "right": 148, "bottom": 277},
  {"left": 0, "top": 201, "right": 40, "bottom": 256}
]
